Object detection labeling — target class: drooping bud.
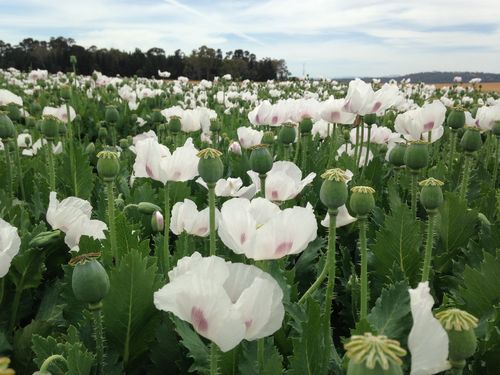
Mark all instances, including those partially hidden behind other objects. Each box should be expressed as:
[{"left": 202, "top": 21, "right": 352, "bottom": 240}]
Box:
[
  {"left": 344, "top": 333, "right": 406, "bottom": 375},
  {"left": 320, "top": 168, "right": 349, "bottom": 210},
  {"left": 137, "top": 201, "right": 162, "bottom": 215},
  {"left": 70, "top": 253, "right": 110, "bottom": 305},
  {"left": 197, "top": 148, "right": 224, "bottom": 184},
  {"left": 419, "top": 178, "right": 444, "bottom": 211},
  {"left": 228, "top": 141, "right": 242, "bottom": 155},
  {"left": 29, "top": 230, "right": 62, "bottom": 248},
  {"left": 350, "top": 186, "right": 376, "bottom": 217},
  {"left": 96, "top": 151, "right": 120, "bottom": 181},
  {"left": 404, "top": 141, "right": 429, "bottom": 171},
  {"left": 249, "top": 144, "right": 273, "bottom": 175}
]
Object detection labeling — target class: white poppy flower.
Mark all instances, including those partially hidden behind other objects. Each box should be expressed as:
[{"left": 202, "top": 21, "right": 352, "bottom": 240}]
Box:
[
  {"left": 408, "top": 282, "right": 451, "bottom": 375},
  {"left": 237, "top": 127, "right": 263, "bottom": 149},
  {"left": 248, "top": 100, "right": 273, "bottom": 126},
  {"left": 0, "top": 218, "right": 21, "bottom": 278},
  {"left": 17, "top": 133, "right": 32, "bottom": 148},
  {"left": 247, "top": 161, "right": 315, "bottom": 202},
  {"left": 154, "top": 252, "right": 284, "bottom": 352},
  {"left": 336, "top": 144, "right": 373, "bottom": 167},
  {"left": 320, "top": 97, "right": 356, "bottom": 125},
  {"left": 46, "top": 192, "right": 108, "bottom": 251},
  {"left": 0, "top": 89, "right": 23, "bottom": 106},
  {"left": 42, "top": 105, "right": 77, "bottom": 122},
  {"left": 196, "top": 177, "right": 257, "bottom": 199},
  {"left": 343, "top": 79, "right": 400, "bottom": 115},
  {"left": 218, "top": 197, "right": 317, "bottom": 260},
  {"left": 321, "top": 205, "right": 357, "bottom": 228},
  {"left": 170, "top": 199, "right": 220, "bottom": 237}
]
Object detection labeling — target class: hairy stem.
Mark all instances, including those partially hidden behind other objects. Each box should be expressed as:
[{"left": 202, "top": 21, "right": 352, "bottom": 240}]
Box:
[
  {"left": 323, "top": 209, "right": 338, "bottom": 336},
  {"left": 410, "top": 171, "right": 419, "bottom": 219},
  {"left": 106, "top": 181, "right": 117, "bottom": 262},
  {"left": 39, "top": 354, "right": 68, "bottom": 373},
  {"left": 459, "top": 154, "right": 472, "bottom": 202},
  {"left": 210, "top": 343, "right": 219, "bottom": 375},
  {"left": 359, "top": 217, "right": 369, "bottom": 320},
  {"left": 421, "top": 212, "right": 436, "bottom": 282},
  {"left": 90, "top": 305, "right": 105, "bottom": 374},
  {"left": 47, "top": 139, "right": 56, "bottom": 191}
]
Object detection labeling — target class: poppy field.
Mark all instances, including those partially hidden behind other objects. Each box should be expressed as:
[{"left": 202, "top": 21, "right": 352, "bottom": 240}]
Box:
[{"left": 0, "top": 68, "right": 499, "bottom": 375}]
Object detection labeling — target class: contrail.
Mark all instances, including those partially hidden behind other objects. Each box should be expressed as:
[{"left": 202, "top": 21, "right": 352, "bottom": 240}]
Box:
[{"left": 164, "top": 0, "right": 266, "bottom": 46}]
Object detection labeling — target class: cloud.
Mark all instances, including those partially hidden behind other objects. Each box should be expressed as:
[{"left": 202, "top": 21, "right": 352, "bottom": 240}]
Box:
[{"left": 1, "top": 0, "right": 500, "bottom": 77}]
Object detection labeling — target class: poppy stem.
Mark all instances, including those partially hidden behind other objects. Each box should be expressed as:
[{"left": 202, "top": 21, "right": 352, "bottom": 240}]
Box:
[
  {"left": 106, "top": 181, "right": 117, "bottom": 262},
  {"left": 257, "top": 338, "right": 265, "bottom": 373},
  {"left": 448, "top": 130, "right": 456, "bottom": 171},
  {"left": 208, "top": 183, "right": 216, "bottom": 256},
  {"left": 39, "top": 354, "right": 68, "bottom": 374},
  {"left": 357, "top": 123, "right": 365, "bottom": 168},
  {"left": 359, "top": 217, "right": 369, "bottom": 320},
  {"left": 13, "top": 141, "right": 25, "bottom": 201},
  {"left": 323, "top": 209, "right": 338, "bottom": 331},
  {"left": 410, "top": 170, "right": 419, "bottom": 219},
  {"left": 89, "top": 304, "right": 106, "bottom": 374},
  {"left": 3, "top": 139, "right": 14, "bottom": 209},
  {"left": 47, "top": 138, "right": 56, "bottom": 191},
  {"left": 209, "top": 343, "right": 219, "bottom": 375},
  {"left": 492, "top": 136, "right": 499, "bottom": 187},
  {"left": 163, "top": 183, "right": 171, "bottom": 274},
  {"left": 421, "top": 212, "right": 436, "bottom": 282},
  {"left": 459, "top": 154, "right": 472, "bottom": 202},
  {"left": 258, "top": 174, "right": 266, "bottom": 199}
]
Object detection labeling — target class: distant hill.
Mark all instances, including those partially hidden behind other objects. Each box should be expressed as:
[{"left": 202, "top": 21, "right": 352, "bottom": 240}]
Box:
[{"left": 337, "top": 72, "right": 500, "bottom": 84}]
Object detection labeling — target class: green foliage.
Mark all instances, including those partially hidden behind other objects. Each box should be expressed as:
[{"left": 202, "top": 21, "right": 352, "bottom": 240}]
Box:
[
  {"left": 173, "top": 317, "right": 210, "bottom": 374},
  {"left": 58, "top": 143, "right": 95, "bottom": 200}
]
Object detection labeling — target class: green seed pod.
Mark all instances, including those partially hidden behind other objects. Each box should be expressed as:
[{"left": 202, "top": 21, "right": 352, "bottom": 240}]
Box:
[
  {"left": 436, "top": 308, "right": 478, "bottom": 362},
  {"left": 350, "top": 186, "right": 376, "bottom": 217},
  {"left": 0, "top": 112, "right": 16, "bottom": 139},
  {"left": 105, "top": 105, "right": 119, "bottom": 124},
  {"left": 26, "top": 116, "right": 36, "bottom": 128},
  {"left": 447, "top": 109, "right": 465, "bottom": 130},
  {"left": 419, "top": 178, "right": 444, "bottom": 211},
  {"left": 299, "top": 117, "right": 313, "bottom": 134},
  {"left": 169, "top": 116, "right": 181, "bottom": 133},
  {"left": 70, "top": 254, "right": 110, "bottom": 305},
  {"left": 404, "top": 142, "right": 429, "bottom": 171},
  {"left": 130, "top": 113, "right": 138, "bottom": 124},
  {"left": 492, "top": 121, "right": 500, "bottom": 137},
  {"left": 98, "top": 127, "right": 108, "bottom": 140},
  {"left": 319, "top": 168, "right": 349, "bottom": 209},
  {"left": 388, "top": 143, "right": 407, "bottom": 167},
  {"left": 58, "top": 121, "right": 67, "bottom": 136},
  {"left": 137, "top": 202, "right": 162, "bottom": 215},
  {"left": 119, "top": 138, "right": 129, "bottom": 149},
  {"left": 262, "top": 131, "right": 275, "bottom": 145},
  {"left": 345, "top": 333, "right": 406, "bottom": 375},
  {"left": 41, "top": 116, "right": 60, "bottom": 140},
  {"left": 197, "top": 148, "right": 224, "bottom": 184},
  {"left": 249, "top": 145, "right": 273, "bottom": 174},
  {"left": 30, "top": 101, "right": 41, "bottom": 114},
  {"left": 278, "top": 123, "right": 296, "bottom": 145},
  {"left": 7, "top": 104, "right": 21, "bottom": 121},
  {"left": 151, "top": 211, "right": 164, "bottom": 233},
  {"left": 364, "top": 113, "right": 378, "bottom": 126},
  {"left": 151, "top": 109, "right": 164, "bottom": 123},
  {"left": 210, "top": 119, "right": 221, "bottom": 132},
  {"left": 60, "top": 85, "right": 71, "bottom": 100},
  {"left": 460, "top": 127, "right": 482, "bottom": 152},
  {"left": 96, "top": 151, "right": 120, "bottom": 181}
]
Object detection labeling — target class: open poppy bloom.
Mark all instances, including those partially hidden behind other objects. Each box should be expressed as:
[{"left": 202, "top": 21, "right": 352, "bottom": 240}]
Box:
[
  {"left": 154, "top": 252, "right": 284, "bottom": 352},
  {"left": 218, "top": 197, "right": 317, "bottom": 260},
  {"left": 0, "top": 218, "right": 21, "bottom": 278},
  {"left": 46, "top": 192, "right": 107, "bottom": 251},
  {"left": 170, "top": 199, "right": 220, "bottom": 237}
]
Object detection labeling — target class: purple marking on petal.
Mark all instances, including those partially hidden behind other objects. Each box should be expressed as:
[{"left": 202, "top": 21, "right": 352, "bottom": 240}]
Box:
[
  {"left": 330, "top": 111, "right": 340, "bottom": 122},
  {"left": 245, "top": 319, "right": 253, "bottom": 329},
  {"left": 191, "top": 307, "right": 208, "bottom": 332},
  {"left": 371, "top": 102, "right": 382, "bottom": 112},
  {"left": 146, "top": 165, "right": 154, "bottom": 178},
  {"left": 271, "top": 190, "right": 278, "bottom": 199},
  {"left": 275, "top": 241, "right": 293, "bottom": 255},
  {"left": 240, "top": 232, "right": 247, "bottom": 245},
  {"left": 423, "top": 121, "right": 434, "bottom": 131}
]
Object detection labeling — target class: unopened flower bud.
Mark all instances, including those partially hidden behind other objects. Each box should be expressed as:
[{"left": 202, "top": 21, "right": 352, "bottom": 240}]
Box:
[
  {"left": 0, "top": 112, "right": 15, "bottom": 139},
  {"left": 138, "top": 201, "right": 162, "bottom": 215},
  {"left": 228, "top": 141, "right": 242, "bottom": 155},
  {"left": 197, "top": 148, "right": 224, "bottom": 184},
  {"left": 151, "top": 211, "right": 164, "bottom": 232},
  {"left": 169, "top": 116, "right": 181, "bottom": 133},
  {"left": 41, "top": 116, "right": 60, "bottom": 140},
  {"left": 151, "top": 109, "right": 163, "bottom": 123},
  {"left": 29, "top": 230, "right": 62, "bottom": 248}
]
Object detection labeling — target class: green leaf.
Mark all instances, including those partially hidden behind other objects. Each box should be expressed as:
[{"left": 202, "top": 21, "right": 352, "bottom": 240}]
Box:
[
  {"left": 9, "top": 248, "right": 46, "bottom": 291},
  {"left": 457, "top": 250, "right": 500, "bottom": 318},
  {"left": 287, "top": 299, "right": 331, "bottom": 375},
  {"left": 58, "top": 143, "right": 95, "bottom": 200},
  {"left": 102, "top": 250, "right": 162, "bottom": 365},
  {"left": 173, "top": 317, "right": 209, "bottom": 374},
  {"left": 372, "top": 203, "right": 421, "bottom": 285},
  {"left": 237, "top": 339, "right": 283, "bottom": 375},
  {"left": 13, "top": 320, "right": 52, "bottom": 374},
  {"left": 32, "top": 334, "right": 66, "bottom": 375},
  {"left": 367, "top": 281, "right": 412, "bottom": 345}
]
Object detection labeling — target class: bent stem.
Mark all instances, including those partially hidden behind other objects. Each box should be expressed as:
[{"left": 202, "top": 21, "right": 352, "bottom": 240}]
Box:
[
  {"left": 210, "top": 343, "right": 219, "bottom": 375},
  {"left": 39, "top": 354, "right": 68, "bottom": 373},
  {"left": 421, "top": 212, "right": 436, "bottom": 282},
  {"left": 106, "top": 181, "right": 117, "bottom": 262},
  {"left": 208, "top": 183, "right": 217, "bottom": 256},
  {"left": 90, "top": 304, "right": 105, "bottom": 374},
  {"left": 459, "top": 154, "right": 472, "bottom": 202},
  {"left": 162, "top": 182, "right": 171, "bottom": 275},
  {"left": 359, "top": 217, "right": 369, "bottom": 320},
  {"left": 323, "top": 209, "right": 338, "bottom": 336}
]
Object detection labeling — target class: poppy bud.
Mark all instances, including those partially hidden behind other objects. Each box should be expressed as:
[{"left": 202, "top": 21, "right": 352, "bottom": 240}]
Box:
[
  {"left": 85, "top": 142, "right": 96, "bottom": 155},
  {"left": 364, "top": 113, "right": 378, "bottom": 126},
  {"left": 70, "top": 253, "right": 110, "bottom": 305},
  {"left": 460, "top": 128, "right": 482, "bottom": 153},
  {"left": 30, "top": 101, "right": 41, "bottom": 114},
  {"left": 197, "top": 148, "right": 224, "bottom": 184},
  {"left": 492, "top": 121, "right": 500, "bottom": 137},
  {"left": 96, "top": 151, "right": 120, "bottom": 181},
  {"left": 345, "top": 333, "right": 406, "bottom": 375},
  {"left": 350, "top": 186, "right": 376, "bottom": 217},
  {"left": 29, "top": 230, "right": 62, "bottom": 248},
  {"left": 137, "top": 201, "right": 162, "bottom": 215},
  {"left": 262, "top": 131, "right": 275, "bottom": 145},
  {"left": 228, "top": 141, "right": 242, "bottom": 155},
  {"left": 169, "top": 116, "right": 181, "bottom": 133},
  {"left": 105, "top": 105, "right": 119, "bottom": 124},
  {"left": 151, "top": 211, "right": 164, "bottom": 232},
  {"left": 210, "top": 119, "right": 221, "bottom": 132},
  {"left": 278, "top": 123, "right": 296, "bottom": 145},
  {"left": 60, "top": 85, "right": 71, "bottom": 100},
  {"left": 404, "top": 142, "right": 428, "bottom": 171},
  {"left": 299, "top": 117, "right": 313, "bottom": 134},
  {"left": 115, "top": 194, "right": 125, "bottom": 210},
  {"left": 0, "top": 112, "right": 15, "bottom": 139},
  {"left": 447, "top": 108, "right": 465, "bottom": 130},
  {"left": 388, "top": 144, "right": 407, "bottom": 167},
  {"left": 41, "top": 116, "right": 60, "bottom": 140},
  {"left": 436, "top": 308, "right": 478, "bottom": 363},
  {"left": 419, "top": 178, "right": 444, "bottom": 212},
  {"left": 70, "top": 54, "right": 77, "bottom": 66},
  {"left": 249, "top": 145, "right": 273, "bottom": 175},
  {"left": 151, "top": 109, "right": 164, "bottom": 123},
  {"left": 320, "top": 168, "right": 349, "bottom": 210}
]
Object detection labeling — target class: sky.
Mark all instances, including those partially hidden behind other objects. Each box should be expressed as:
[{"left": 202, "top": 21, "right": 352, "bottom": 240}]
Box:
[{"left": 1, "top": 0, "right": 500, "bottom": 78}]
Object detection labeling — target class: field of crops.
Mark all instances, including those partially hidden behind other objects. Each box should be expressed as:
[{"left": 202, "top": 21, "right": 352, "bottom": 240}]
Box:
[{"left": 0, "top": 68, "right": 499, "bottom": 375}]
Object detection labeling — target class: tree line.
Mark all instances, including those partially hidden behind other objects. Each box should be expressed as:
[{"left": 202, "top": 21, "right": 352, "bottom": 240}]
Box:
[{"left": 0, "top": 37, "right": 290, "bottom": 81}]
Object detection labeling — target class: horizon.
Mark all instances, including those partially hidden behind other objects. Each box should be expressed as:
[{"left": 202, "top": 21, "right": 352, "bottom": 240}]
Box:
[{"left": 1, "top": 0, "right": 500, "bottom": 78}]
